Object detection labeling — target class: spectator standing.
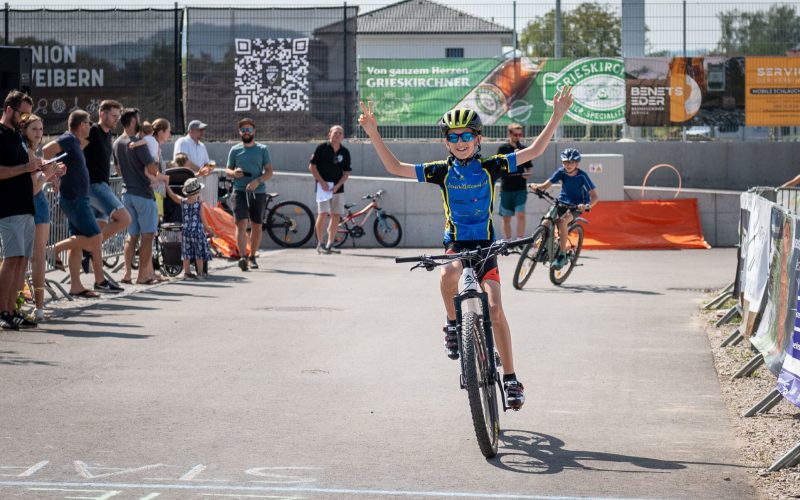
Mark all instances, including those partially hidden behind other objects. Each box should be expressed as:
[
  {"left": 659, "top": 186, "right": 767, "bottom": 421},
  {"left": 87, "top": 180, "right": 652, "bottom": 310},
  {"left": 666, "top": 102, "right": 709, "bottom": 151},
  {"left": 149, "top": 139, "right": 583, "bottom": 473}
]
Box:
[
  {"left": 225, "top": 118, "right": 273, "bottom": 271},
  {"left": 0, "top": 90, "right": 40, "bottom": 329},
  {"left": 113, "top": 108, "right": 161, "bottom": 285},
  {"left": 497, "top": 123, "right": 533, "bottom": 240},
  {"left": 164, "top": 177, "right": 214, "bottom": 279},
  {"left": 173, "top": 120, "right": 214, "bottom": 177},
  {"left": 21, "top": 113, "right": 62, "bottom": 321},
  {"left": 44, "top": 110, "right": 120, "bottom": 297},
  {"left": 84, "top": 99, "right": 131, "bottom": 267},
  {"left": 309, "top": 125, "right": 351, "bottom": 254}
]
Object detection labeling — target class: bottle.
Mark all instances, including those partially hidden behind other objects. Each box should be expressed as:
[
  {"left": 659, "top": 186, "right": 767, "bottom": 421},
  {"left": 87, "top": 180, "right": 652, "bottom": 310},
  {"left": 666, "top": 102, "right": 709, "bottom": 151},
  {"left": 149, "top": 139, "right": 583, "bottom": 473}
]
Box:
[{"left": 453, "top": 57, "right": 542, "bottom": 125}]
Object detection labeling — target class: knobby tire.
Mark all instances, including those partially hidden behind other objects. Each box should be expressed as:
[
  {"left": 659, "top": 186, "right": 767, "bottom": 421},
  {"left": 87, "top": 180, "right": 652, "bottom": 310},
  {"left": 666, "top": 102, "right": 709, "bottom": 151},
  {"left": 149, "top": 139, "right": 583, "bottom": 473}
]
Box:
[
  {"left": 460, "top": 311, "right": 500, "bottom": 458},
  {"left": 512, "top": 226, "right": 548, "bottom": 290},
  {"left": 264, "top": 201, "right": 314, "bottom": 248},
  {"left": 549, "top": 224, "right": 584, "bottom": 285}
]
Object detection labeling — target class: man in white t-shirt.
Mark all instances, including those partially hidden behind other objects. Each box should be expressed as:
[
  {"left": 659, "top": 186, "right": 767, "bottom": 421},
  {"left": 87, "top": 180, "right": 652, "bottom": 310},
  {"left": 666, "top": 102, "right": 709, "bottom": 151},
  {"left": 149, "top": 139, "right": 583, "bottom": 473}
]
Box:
[{"left": 173, "top": 120, "right": 213, "bottom": 176}]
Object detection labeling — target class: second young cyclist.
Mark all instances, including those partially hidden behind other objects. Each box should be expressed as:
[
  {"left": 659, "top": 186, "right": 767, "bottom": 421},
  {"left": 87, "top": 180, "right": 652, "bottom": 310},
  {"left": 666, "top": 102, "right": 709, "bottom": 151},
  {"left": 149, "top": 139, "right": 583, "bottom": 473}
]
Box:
[{"left": 357, "top": 87, "right": 574, "bottom": 409}]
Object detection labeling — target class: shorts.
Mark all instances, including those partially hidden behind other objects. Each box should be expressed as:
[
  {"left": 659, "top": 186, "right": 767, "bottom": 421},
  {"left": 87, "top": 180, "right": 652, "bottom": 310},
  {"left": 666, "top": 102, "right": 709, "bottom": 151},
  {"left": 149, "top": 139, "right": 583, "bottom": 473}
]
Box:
[
  {"left": 499, "top": 189, "right": 527, "bottom": 217},
  {"left": 89, "top": 182, "right": 125, "bottom": 223},
  {"left": 0, "top": 214, "right": 35, "bottom": 258},
  {"left": 123, "top": 193, "right": 158, "bottom": 236},
  {"left": 317, "top": 193, "right": 345, "bottom": 216},
  {"left": 445, "top": 240, "right": 500, "bottom": 283},
  {"left": 33, "top": 190, "right": 50, "bottom": 225},
  {"left": 59, "top": 196, "right": 102, "bottom": 238},
  {"left": 232, "top": 191, "right": 266, "bottom": 223}
]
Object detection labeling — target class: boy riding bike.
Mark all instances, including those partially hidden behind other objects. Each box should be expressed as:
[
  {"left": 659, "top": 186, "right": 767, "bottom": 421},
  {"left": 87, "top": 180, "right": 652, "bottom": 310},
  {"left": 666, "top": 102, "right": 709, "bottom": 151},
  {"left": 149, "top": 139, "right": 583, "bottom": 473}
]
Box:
[
  {"left": 528, "top": 148, "right": 598, "bottom": 269},
  {"left": 357, "top": 87, "right": 574, "bottom": 409}
]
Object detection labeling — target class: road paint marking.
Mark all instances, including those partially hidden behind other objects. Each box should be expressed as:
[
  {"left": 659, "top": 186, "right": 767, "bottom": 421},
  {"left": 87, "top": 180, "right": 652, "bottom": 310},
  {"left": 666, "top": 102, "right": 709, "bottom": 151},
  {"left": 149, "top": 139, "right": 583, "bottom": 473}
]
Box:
[
  {"left": 28, "top": 487, "right": 122, "bottom": 500},
  {"left": 139, "top": 494, "right": 161, "bottom": 500},
  {"left": 0, "top": 460, "right": 49, "bottom": 477},
  {"left": 201, "top": 494, "right": 303, "bottom": 499},
  {"left": 0, "top": 480, "right": 654, "bottom": 499},
  {"left": 179, "top": 464, "right": 207, "bottom": 480},
  {"left": 74, "top": 462, "right": 167, "bottom": 479}
]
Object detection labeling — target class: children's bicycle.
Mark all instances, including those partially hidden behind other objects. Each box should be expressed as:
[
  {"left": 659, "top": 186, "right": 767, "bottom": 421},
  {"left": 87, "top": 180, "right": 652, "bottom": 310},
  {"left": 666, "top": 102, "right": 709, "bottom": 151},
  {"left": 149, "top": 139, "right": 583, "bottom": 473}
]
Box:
[
  {"left": 396, "top": 236, "right": 534, "bottom": 458},
  {"left": 333, "top": 189, "right": 402, "bottom": 248},
  {"left": 217, "top": 177, "right": 315, "bottom": 248},
  {"left": 512, "top": 189, "right": 588, "bottom": 289}
]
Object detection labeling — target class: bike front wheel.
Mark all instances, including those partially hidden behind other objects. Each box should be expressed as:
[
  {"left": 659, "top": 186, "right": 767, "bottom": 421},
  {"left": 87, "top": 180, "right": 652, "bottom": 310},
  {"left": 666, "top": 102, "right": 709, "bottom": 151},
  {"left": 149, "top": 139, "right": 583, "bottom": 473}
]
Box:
[
  {"left": 373, "top": 214, "right": 402, "bottom": 247},
  {"left": 460, "top": 311, "right": 500, "bottom": 458},
  {"left": 264, "top": 201, "right": 314, "bottom": 248},
  {"left": 549, "top": 223, "right": 584, "bottom": 285},
  {"left": 333, "top": 223, "right": 350, "bottom": 248},
  {"left": 512, "top": 226, "right": 548, "bottom": 290}
]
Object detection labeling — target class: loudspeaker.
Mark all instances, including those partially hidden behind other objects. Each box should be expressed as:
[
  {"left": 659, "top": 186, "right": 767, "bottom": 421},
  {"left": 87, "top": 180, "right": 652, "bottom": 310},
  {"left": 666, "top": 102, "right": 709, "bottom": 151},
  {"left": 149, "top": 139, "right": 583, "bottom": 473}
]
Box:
[{"left": 0, "top": 46, "right": 33, "bottom": 98}]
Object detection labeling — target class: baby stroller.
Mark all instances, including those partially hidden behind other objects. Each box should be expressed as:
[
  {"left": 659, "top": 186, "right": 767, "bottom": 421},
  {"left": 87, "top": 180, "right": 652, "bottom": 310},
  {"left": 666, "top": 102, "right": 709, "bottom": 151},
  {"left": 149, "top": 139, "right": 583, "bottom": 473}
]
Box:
[{"left": 155, "top": 167, "right": 196, "bottom": 277}]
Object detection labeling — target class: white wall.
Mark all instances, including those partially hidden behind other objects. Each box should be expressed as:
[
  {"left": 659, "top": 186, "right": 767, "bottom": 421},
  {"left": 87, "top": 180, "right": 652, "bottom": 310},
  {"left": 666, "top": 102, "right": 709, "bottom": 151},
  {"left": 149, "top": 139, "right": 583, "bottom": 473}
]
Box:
[{"left": 357, "top": 34, "right": 508, "bottom": 59}]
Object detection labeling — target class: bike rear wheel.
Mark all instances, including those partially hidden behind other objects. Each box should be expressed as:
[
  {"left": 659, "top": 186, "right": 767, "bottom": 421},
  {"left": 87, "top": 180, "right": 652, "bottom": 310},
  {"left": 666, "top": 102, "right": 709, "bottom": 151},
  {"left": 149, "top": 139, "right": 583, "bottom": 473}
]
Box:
[
  {"left": 332, "top": 223, "right": 350, "bottom": 248},
  {"left": 460, "top": 311, "right": 500, "bottom": 458},
  {"left": 549, "top": 223, "right": 584, "bottom": 285},
  {"left": 373, "top": 214, "right": 402, "bottom": 247},
  {"left": 512, "top": 226, "right": 548, "bottom": 290},
  {"left": 264, "top": 201, "right": 314, "bottom": 248}
]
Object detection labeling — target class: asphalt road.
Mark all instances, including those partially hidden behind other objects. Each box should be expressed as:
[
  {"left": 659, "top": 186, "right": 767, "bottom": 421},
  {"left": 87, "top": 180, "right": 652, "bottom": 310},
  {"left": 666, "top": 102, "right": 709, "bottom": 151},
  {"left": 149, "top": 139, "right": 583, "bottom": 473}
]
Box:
[{"left": 0, "top": 247, "right": 757, "bottom": 499}]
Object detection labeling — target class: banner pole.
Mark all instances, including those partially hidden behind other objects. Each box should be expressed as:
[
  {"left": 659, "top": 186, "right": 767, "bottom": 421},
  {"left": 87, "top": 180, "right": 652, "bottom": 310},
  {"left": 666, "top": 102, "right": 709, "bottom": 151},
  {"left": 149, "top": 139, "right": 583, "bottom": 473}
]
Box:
[{"left": 343, "top": 2, "right": 349, "bottom": 136}]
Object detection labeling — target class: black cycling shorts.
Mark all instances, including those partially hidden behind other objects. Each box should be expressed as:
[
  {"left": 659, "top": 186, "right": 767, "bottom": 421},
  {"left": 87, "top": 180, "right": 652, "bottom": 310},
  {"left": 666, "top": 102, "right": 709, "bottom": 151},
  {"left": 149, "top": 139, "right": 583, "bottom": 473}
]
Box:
[
  {"left": 232, "top": 191, "right": 266, "bottom": 223},
  {"left": 445, "top": 240, "right": 500, "bottom": 283}
]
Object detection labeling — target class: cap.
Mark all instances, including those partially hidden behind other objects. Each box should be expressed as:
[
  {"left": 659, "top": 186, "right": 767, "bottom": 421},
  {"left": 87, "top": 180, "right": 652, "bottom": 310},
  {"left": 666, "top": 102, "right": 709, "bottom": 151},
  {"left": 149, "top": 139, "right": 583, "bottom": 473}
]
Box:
[{"left": 188, "top": 120, "right": 207, "bottom": 130}]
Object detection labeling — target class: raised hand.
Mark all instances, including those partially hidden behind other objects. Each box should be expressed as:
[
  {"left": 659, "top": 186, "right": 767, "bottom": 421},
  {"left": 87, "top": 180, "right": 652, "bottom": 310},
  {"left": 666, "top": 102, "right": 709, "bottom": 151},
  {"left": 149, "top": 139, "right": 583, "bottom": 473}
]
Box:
[
  {"left": 552, "top": 85, "right": 574, "bottom": 118},
  {"left": 358, "top": 101, "right": 378, "bottom": 136}
]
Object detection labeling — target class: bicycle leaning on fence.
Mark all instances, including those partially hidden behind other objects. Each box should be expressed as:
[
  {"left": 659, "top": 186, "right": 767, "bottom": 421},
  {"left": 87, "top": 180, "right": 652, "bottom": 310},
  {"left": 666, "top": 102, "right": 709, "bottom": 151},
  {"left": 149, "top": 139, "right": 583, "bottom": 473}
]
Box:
[
  {"left": 217, "top": 177, "right": 315, "bottom": 248},
  {"left": 396, "top": 236, "right": 534, "bottom": 458},
  {"left": 512, "top": 188, "right": 589, "bottom": 289},
  {"left": 332, "top": 189, "right": 403, "bottom": 248}
]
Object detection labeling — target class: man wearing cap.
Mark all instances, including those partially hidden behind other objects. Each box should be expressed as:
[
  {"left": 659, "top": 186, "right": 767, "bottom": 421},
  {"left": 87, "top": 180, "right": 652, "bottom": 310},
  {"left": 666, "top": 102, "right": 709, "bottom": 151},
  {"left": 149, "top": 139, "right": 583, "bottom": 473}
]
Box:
[
  {"left": 173, "top": 120, "right": 214, "bottom": 176},
  {"left": 225, "top": 118, "right": 273, "bottom": 271}
]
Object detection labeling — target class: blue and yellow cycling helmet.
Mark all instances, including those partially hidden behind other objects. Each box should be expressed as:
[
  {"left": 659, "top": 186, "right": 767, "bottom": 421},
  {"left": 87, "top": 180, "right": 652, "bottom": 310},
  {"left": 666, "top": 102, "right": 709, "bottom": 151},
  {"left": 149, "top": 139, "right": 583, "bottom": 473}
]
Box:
[
  {"left": 560, "top": 148, "right": 581, "bottom": 162},
  {"left": 439, "top": 108, "right": 482, "bottom": 135}
]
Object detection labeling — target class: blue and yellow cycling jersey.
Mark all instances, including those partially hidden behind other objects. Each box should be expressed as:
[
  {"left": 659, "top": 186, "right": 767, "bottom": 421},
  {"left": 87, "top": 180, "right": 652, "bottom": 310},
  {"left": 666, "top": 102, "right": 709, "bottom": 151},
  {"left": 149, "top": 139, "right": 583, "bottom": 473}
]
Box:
[{"left": 415, "top": 152, "right": 518, "bottom": 243}]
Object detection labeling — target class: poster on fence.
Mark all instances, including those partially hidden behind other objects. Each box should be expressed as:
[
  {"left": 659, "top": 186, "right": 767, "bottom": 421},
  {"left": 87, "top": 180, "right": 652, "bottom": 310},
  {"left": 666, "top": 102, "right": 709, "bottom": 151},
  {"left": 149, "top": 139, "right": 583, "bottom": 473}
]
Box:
[
  {"left": 358, "top": 57, "right": 625, "bottom": 126},
  {"left": 750, "top": 208, "right": 799, "bottom": 375},
  {"left": 185, "top": 7, "right": 357, "bottom": 140},
  {"left": 745, "top": 56, "right": 800, "bottom": 127},
  {"left": 624, "top": 57, "right": 744, "bottom": 127},
  {"left": 743, "top": 194, "right": 774, "bottom": 322},
  {"left": 777, "top": 251, "right": 800, "bottom": 406},
  {"left": 5, "top": 8, "right": 182, "bottom": 134}
]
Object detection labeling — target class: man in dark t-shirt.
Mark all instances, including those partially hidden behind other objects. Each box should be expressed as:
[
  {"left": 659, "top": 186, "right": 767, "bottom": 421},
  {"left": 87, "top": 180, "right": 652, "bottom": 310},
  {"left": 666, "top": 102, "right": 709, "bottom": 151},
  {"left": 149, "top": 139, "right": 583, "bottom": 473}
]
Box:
[
  {"left": 44, "top": 109, "right": 121, "bottom": 296},
  {"left": 496, "top": 123, "right": 533, "bottom": 240},
  {"left": 84, "top": 100, "right": 131, "bottom": 244},
  {"left": 308, "top": 125, "right": 351, "bottom": 253},
  {"left": 0, "top": 90, "right": 41, "bottom": 329}
]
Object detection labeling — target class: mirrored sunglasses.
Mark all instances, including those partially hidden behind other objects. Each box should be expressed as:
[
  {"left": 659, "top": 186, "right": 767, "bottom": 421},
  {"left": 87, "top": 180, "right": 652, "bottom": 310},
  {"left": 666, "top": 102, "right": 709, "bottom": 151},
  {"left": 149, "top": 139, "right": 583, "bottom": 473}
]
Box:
[
  {"left": 239, "top": 127, "right": 254, "bottom": 133},
  {"left": 446, "top": 131, "right": 476, "bottom": 143}
]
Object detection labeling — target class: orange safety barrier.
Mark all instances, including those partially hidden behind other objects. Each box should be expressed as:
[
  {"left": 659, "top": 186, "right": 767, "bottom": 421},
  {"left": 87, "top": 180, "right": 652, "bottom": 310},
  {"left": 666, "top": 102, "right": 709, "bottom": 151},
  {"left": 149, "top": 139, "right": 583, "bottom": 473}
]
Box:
[
  {"left": 581, "top": 199, "right": 711, "bottom": 250},
  {"left": 202, "top": 204, "right": 251, "bottom": 258}
]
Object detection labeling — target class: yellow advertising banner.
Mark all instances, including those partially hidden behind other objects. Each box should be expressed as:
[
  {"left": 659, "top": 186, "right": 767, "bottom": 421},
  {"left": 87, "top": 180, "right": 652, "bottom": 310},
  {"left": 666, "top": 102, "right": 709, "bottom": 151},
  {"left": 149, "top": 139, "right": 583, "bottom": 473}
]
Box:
[{"left": 745, "top": 56, "right": 800, "bottom": 126}]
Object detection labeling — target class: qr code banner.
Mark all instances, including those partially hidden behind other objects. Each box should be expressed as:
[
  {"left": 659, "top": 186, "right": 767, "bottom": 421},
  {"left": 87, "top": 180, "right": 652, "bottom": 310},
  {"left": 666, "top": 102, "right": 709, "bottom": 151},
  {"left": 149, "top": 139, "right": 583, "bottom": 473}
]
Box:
[{"left": 234, "top": 38, "right": 310, "bottom": 112}]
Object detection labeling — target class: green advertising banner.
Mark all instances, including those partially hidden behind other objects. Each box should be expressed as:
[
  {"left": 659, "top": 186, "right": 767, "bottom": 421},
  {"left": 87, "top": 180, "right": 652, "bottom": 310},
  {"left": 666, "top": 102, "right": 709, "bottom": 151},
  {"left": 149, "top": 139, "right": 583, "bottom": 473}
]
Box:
[{"left": 359, "top": 57, "right": 625, "bottom": 126}]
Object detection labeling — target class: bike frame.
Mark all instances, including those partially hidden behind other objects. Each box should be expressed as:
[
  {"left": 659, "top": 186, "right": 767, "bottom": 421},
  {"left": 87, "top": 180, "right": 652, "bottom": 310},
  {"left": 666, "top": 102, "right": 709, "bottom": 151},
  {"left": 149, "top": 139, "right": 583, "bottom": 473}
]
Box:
[
  {"left": 341, "top": 198, "right": 379, "bottom": 229},
  {"left": 538, "top": 203, "right": 588, "bottom": 263}
]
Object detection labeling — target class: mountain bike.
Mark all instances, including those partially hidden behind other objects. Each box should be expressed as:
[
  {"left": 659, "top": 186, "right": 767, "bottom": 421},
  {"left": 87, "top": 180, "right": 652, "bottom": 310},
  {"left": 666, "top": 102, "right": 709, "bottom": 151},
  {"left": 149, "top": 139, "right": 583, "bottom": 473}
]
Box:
[
  {"left": 217, "top": 177, "right": 315, "bottom": 248},
  {"left": 333, "top": 189, "right": 402, "bottom": 248},
  {"left": 512, "top": 189, "right": 589, "bottom": 289},
  {"left": 396, "top": 236, "right": 534, "bottom": 458}
]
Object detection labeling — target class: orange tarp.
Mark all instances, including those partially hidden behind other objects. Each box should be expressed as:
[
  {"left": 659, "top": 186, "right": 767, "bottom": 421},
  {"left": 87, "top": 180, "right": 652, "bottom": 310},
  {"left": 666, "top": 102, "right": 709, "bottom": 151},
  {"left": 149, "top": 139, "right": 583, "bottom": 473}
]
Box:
[
  {"left": 202, "top": 204, "right": 250, "bottom": 258},
  {"left": 581, "top": 199, "right": 710, "bottom": 250}
]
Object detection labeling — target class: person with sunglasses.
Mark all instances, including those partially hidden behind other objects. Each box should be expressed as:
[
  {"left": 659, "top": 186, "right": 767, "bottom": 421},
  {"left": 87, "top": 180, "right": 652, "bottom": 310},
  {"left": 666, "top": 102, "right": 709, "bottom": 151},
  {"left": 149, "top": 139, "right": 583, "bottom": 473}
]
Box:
[
  {"left": 0, "top": 90, "right": 41, "bottom": 329},
  {"left": 357, "top": 86, "right": 574, "bottom": 409},
  {"left": 225, "top": 118, "right": 273, "bottom": 271},
  {"left": 497, "top": 123, "right": 533, "bottom": 241}
]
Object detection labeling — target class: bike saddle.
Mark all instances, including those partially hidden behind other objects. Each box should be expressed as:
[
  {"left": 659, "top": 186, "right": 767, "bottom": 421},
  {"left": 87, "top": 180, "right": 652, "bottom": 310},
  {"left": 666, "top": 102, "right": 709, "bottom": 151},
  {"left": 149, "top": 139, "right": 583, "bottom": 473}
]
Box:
[{"left": 344, "top": 203, "right": 357, "bottom": 210}]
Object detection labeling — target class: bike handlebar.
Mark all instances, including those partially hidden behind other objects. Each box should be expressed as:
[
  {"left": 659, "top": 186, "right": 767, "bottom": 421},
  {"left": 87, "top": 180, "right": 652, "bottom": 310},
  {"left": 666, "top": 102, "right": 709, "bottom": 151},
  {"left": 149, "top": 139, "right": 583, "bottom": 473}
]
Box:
[
  {"left": 395, "top": 235, "right": 537, "bottom": 269},
  {"left": 362, "top": 189, "right": 386, "bottom": 200},
  {"left": 530, "top": 188, "right": 590, "bottom": 212}
]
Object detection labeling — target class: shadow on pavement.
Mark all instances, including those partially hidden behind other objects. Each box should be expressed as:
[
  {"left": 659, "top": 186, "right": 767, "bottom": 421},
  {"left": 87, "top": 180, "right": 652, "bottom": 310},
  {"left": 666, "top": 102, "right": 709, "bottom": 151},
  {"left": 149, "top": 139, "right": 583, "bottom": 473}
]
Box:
[
  {"left": 40, "top": 329, "right": 153, "bottom": 340},
  {"left": 492, "top": 430, "right": 748, "bottom": 474},
  {"left": 265, "top": 268, "right": 337, "bottom": 277},
  {"left": 42, "top": 318, "right": 143, "bottom": 329},
  {"left": 520, "top": 284, "right": 661, "bottom": 295},
  {"left": 0, "top": 350, "right": 58, "bottom": 366}
]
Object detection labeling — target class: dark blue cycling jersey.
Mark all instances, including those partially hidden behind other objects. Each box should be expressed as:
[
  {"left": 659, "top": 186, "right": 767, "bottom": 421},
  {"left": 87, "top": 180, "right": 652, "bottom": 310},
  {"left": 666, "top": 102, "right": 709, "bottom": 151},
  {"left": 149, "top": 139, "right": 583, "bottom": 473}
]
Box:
[{"left": 415, "top": 152, "right": 518, "bottom": 244}]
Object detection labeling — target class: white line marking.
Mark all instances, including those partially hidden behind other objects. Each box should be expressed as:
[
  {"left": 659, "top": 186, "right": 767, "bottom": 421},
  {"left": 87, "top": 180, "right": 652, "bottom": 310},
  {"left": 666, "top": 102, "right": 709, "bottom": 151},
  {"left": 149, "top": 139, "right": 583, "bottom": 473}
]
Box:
[
  {"left": 140, "top": 494, "right": 161, "bottom": 500},
  {"left": 0, "top": 480, "right": 655, "bottom": 499},
  {"left": 74, "top": 462, "right": 167, "bottom": 479},
  {"left": 28, "top": 487, "right": 122, "bottom": 500},
  {"left": 201, "top": 494, "right": 304, "bottom": 499},
  {"left": 180, "top": 464, "right": 207, "bottom": 480},
  {"left": 20, "top": 461, "right": 50, "bottom": 477}
]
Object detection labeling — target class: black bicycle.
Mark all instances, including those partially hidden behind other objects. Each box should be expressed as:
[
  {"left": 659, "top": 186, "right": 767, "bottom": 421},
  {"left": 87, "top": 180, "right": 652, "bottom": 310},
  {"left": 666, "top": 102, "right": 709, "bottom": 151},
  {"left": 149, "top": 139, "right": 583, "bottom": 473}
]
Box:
[
  {"left": 513, "top": 189, "right": 588, "bottom": 289},
  {"left": 217, "top": 176, "right": 314, "bottom": 248},
  {"left": 396, "top": 236, "right": 534, "bottom": 458}
]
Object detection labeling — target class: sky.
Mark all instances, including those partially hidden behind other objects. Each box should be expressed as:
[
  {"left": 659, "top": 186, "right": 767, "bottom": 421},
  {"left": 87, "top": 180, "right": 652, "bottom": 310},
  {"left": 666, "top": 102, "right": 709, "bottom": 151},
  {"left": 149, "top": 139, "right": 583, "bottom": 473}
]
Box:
[{"left": 9, "top": 0, "right": 794, "bottom": 54}]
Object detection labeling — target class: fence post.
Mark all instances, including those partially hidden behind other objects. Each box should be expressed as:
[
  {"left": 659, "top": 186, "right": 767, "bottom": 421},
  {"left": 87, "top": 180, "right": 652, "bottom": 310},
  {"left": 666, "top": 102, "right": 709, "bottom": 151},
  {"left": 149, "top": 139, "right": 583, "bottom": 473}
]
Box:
[
  {"left": 4, "top": 3, "right": 9, "bottom": 45},
  {"left": 343, "top": 2, "right": 350, "bottom": 136},
  {"left": 174, "top": 2, "right": 183, "bottom": 134}
]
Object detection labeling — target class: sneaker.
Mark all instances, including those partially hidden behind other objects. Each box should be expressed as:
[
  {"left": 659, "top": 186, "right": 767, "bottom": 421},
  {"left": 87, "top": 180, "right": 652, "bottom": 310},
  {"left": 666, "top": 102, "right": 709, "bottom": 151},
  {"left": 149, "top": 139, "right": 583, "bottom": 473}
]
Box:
[
  {"left": 94, "top": 279, "right": 124, "bottom": 293},
  {"left": 316, "top": 244, "right": 331, "bottom": 255},
  {"left": 0, "top": 310, "right": 19, "bottom": 331},
  {"left": 552, "top": 252, "right": 567, "bottom": 270},
  {"left": 33, "top": 308, "right": 45, "bottom": 322},
  {"left": 249, "top": 255, "right": 259, "bottom": 269},
  {"left": 443, "top": 324, "right": 459, "bottom": 360},
  {"left": 14, "top": 312, "right": 37, "bottom": 329},
  {"left": 504, "top": 379, "right": 525, "bottom": 410},
  {"left": 238, "top": 257, "right": 249, "bottom": 271},
  {"left": 183, "top": 272, "right": 198, "bottom": 280},
  {"left": 326, "top": 244, "right": 341, "bottom": 254}
]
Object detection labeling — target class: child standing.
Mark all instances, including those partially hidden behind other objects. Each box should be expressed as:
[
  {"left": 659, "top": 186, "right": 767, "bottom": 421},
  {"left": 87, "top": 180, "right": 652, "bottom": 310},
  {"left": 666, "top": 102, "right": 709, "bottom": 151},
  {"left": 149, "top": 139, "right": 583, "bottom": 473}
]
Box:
[
  {"left": 528, "top": 147, "right": 598, "bottom": 269},
  {"left": 165, "top": 177, "right": 214, "bottom": 279}
]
